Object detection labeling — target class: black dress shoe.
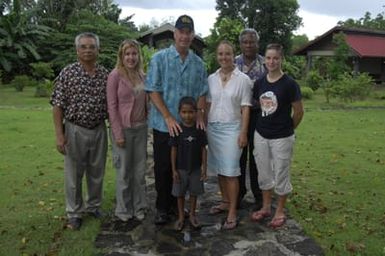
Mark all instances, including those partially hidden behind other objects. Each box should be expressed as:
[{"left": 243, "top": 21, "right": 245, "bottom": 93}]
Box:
[
  {"left": 154, "top": 212, "right": 170, "bottom": 225},
  {"left": 66, "top": 217, "right": 82, "bottom": 230},
  {"left": 88, "top": 209, "right": 104, "bottom": 219}
]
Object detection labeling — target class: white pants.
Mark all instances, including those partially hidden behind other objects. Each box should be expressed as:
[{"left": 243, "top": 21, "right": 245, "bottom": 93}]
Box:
[{"left": 253, "top": 131, "right": 295, "bottom": 195}]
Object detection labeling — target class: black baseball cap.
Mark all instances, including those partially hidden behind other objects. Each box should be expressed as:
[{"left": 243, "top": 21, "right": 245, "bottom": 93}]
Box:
[{"left": 175, "top": 15, "right": 194, "bottom": 31}]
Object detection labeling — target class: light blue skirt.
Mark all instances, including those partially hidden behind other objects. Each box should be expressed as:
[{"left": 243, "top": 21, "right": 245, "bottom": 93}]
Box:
[{"left": 207, "top": 122, "right": 242, "bottom": 177}]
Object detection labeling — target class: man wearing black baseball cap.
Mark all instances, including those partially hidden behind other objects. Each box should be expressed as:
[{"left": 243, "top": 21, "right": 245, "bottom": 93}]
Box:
[
  {"left": 175, "top": 14, "right": 194, "bottom": 31},
  {"left": 145, "top": 14, "right": 208, "bottom": 225}
]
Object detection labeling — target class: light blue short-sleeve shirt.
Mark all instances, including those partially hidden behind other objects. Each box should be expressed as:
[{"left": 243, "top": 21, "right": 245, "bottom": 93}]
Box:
[{"left": 145, "top": 45, "right": 208, "bottom": 132}]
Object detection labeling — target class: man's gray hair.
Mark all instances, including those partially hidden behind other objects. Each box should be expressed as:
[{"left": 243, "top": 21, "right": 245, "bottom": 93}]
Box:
[
  {"left": 239, "top": 28, "right": 260, "bottom": 43},
  {"left": 75, "top": 32, "right": 100, "bottom": 49}
]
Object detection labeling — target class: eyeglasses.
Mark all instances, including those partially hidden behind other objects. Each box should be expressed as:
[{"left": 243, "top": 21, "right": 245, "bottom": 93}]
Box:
[{"left": 78, "top": 44, "right": 97, "bottom": 50}]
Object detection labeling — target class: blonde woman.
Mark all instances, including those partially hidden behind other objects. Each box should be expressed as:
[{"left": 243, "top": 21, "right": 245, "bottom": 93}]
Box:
[
  {"left": 207, "top": 40, "right": 252, "bottom": 230},
  {"left": 107, "top": 40, "right": 148, "bottom": 222}
]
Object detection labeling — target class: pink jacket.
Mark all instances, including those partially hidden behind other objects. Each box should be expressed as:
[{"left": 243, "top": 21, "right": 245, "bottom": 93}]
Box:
[{"left": 107, "top": 69, "right": 146, "bottom": 141}]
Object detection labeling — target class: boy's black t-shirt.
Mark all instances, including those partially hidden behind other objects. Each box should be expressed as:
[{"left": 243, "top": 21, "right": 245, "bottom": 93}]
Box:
[{"left": 169, "top": 124, "right": 207, "bottom": 172}]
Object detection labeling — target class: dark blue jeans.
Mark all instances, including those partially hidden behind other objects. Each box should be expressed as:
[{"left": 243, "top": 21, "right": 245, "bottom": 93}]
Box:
[{"left": 239, "top": 109, "right": 262, "bottom": 203}]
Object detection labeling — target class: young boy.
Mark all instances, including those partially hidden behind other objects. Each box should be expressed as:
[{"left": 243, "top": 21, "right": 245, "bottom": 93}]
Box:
[{"left": 169, "top": 96, "right": 208, "bottom": 231}]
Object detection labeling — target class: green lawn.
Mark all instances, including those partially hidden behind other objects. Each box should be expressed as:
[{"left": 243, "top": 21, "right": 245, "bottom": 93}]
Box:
[{"left": 0, "top": 86, "right": 384, "bottom": 255}]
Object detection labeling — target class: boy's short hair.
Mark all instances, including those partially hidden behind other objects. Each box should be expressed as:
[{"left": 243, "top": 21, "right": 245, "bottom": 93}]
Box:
[{"left": 178, "top": 96, "right": 197, "bottom": 111}]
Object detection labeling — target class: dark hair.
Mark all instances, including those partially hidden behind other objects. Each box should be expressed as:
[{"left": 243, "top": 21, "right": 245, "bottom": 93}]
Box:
[
  {"left": 265, "top": 43, "right": 284, "bottom": 57},
  {"left": 178, "top": 96, "right": 197, "bottom": 111}
]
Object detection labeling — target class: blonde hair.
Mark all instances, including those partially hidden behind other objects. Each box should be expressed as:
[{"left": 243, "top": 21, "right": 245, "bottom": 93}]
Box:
[
  {"left": 217, "top": 40, "right": 235, "bottom": 53},
  {"left": 116, "top": 39, "right": 144, "bottom": 85}
]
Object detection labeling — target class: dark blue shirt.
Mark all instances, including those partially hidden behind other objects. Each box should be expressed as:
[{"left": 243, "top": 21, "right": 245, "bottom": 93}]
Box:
[{"left": 253, "top": 74, "right": 301, "bottom": 139}]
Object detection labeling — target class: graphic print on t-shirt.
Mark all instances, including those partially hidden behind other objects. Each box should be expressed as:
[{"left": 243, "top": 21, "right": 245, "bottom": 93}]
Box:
[
  {"left": 260, "top": 91, "right": 278, "bottom": 117},
  {"left": 184, "top": 135, "right": 196, "bottom": 142}
]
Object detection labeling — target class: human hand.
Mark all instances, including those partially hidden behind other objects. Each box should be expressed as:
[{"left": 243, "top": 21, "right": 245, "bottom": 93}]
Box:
[
  {"left": 116, "top": 139, "right": 125, "bottom": 148},
  {"left": 196, "top": 111, "right": 206, "bottom": 131},
  {"left": 172, "top": 170, "right": 180, "bottom": 183},
  {"left": 56, "top": 134, "right": 67, "bottom": 155},
  {"left": 238, "top": 132, "right": 248, "bottom": 148},
  {"left": 165, "top": 116, "right": 182, "bottom": 137}
]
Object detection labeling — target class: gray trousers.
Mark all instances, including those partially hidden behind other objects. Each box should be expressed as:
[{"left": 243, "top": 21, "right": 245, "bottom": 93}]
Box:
[
  {"left": 111, "top": 125, "right": 148, "bottom": 219},
  {"left": 64, "top": 121, "right": 107, "bottom": 218}
]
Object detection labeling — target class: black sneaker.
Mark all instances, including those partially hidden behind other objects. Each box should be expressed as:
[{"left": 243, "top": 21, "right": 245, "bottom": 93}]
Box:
[
  {"left": 66, "top": 217, "right": 82, "bottom": 230},
  {"left": 88, "top": 209, "right": 104, "bottom": 219}
]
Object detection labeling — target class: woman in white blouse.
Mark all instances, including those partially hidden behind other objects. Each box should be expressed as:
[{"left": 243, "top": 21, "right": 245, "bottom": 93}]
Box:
[{"left": 206, "top": 40, "right": 252, "bottom": 230}]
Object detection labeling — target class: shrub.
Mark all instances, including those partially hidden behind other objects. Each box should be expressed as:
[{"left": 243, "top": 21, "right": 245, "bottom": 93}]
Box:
[
  {"left": 10, "top": 75, "right": 37, "bottom": 92},
  {"left": 306, "top": 70, "right": 323, "bottom": 91},
  {"left": 330, "top": 72, "right": 373, "bottom": 102},
  {"left": 35, "top": 79, "right": 53, "bottom": 97},
  {"left": 300, "top": 86, "right": 314, "bottom": 99},
  {"left": 141, "top": 45, "right": 157, "bottom": 73},
  {"left": 371, "top": 90, "right": 385, "bottom": 100},
  {"left": 283, "top": 59, "right": 301, "bottom": 79},
  {"left": 30, "top": 62, "right": 54, "bottom": 81}
]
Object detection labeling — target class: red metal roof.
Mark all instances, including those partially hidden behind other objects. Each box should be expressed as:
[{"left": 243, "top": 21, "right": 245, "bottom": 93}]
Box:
[{"left": 345, "top": 34, "right": 385, "bottom": 57}]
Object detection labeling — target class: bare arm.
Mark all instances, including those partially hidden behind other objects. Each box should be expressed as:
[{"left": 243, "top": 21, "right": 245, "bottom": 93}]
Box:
[
  {"left": 149, "top": 91, "right": 182, "bottom": 136},
  {"left": 52, "top": 106, "right": 66, "bottom": 155},
  {"left": 171, "top": 146, "right": 180, "bottom": 183},
  {"left": 292, "top": 100, "right": 304, "bottom": 129},
  {"left": 238, "top": 106, "right": 250, "bottom": 148},
  {"left": 200, "top": 146, "right": 207, "bottom": 181}
]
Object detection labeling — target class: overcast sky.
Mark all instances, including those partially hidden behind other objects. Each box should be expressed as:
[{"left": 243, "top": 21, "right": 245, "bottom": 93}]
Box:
[{"left": 116, "top": 0, "right": 385, "bottom": 39}]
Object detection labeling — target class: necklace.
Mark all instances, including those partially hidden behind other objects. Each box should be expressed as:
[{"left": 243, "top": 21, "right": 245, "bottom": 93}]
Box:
[{"left": 220, "top": 69, "right": 233, "bottom": 83}]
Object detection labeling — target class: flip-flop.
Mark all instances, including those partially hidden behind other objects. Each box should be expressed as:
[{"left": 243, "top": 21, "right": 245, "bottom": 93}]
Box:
[
  {"left": 209, "top": 201, "right": 229, "bottom": 215},
  {"left": 174, "top": 220, "right": 184, "bottom": 231},
  {"left": 250, "top": 210, "right": 271, "bottom": 222},
  {"left": 268, "top": 216, "right": 286, "bottom": 229},
  {"left": 222, "top": 219, "right": 238, "bottom": 230},
  {"left": 189, "top": 215, "right": 201, "bottom": 229}
]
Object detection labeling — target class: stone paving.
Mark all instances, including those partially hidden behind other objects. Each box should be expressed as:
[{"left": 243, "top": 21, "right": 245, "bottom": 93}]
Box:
[
  {"left": 95, "top": 132, "right": 324, "bottom": 255},
  {"left": 95, "top": 175, "right": 324, "bottom": 256}
]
